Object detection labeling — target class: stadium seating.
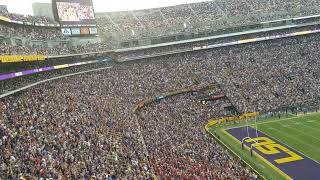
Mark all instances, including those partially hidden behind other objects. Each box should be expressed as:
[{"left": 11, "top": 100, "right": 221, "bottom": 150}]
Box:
[
  {"left": 1, "top": 30, "right": 320, "bottom": 178},
  {"left": 1, "top": 0, "right": 320, "bottom": 179},
  {"left": 0, "top": 8, "right": 110, "bottom": 56},
  {"left": 0, "top": 6, "right": 58, "bottom": 24},
  {"left": 96, "top": 0, "right": 320, "bottom": 41}
]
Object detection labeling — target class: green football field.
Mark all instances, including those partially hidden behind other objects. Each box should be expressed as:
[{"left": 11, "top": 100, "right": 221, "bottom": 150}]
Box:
[
  {"left": 256, "top": 114, "right": 320, "bottom": 162},
  {"left": 207, "top": 112, "right": 320, "bottom": 179}
]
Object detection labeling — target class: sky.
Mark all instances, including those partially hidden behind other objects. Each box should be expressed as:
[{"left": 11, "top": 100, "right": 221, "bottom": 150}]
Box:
[{"left": 0, "top": 0, "right": 209, "bottom": 15}]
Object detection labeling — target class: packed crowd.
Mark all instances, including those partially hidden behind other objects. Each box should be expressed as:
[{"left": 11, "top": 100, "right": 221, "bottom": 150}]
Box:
[
  {"left": 97, "top": 0, "right": 320, "bottom": 41},
  {"left": 0, "top": 53, "right": 258, "bottom": 179},
  {"left": 209, "top": 34, "right": 320, "bottom": 112},
  {"left": 0, "top": 42, "right": 112, "bottom": 56},
  {"left": 0, "top": 23, "right": 65, "bottom": 41},
  {"left": 1, "top": 0, "right": 320, "bottom": 56},
  {"left": 0, "top": 6, "right": 57, "bottom": 24},
  {"left": 116, "top": 24, "right": 320, "bottom": 61},
  {"left": 138, "top": 93, "right": 254, "bottom": 179},
  {"left": 2, "top": 15, "right": 315, "bottom": 57},
  {"left": 0, "top": 59, "right": 114, "bottom": 95},
  {"left": 1, "top": 21, "right": 318, "bottom": 57},
  {"left": 1, "top": 19, "right": 320, "bottom": 179}
]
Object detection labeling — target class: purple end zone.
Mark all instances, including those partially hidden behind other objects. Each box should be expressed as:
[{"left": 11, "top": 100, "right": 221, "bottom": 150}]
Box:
[{"left": 226, "top": 126, "right": 320, "bottom": 180}]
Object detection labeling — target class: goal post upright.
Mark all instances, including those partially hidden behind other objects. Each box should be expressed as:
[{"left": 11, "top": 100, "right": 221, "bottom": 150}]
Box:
[
  {"left": 240, "top": 107, "right": 259, "bottom": 156},
  {"left": 254, "top": 107, "right": 258, "bottom": 139},
  {"left": 241, "top": 108, "right": 251, "bottom": 149}
]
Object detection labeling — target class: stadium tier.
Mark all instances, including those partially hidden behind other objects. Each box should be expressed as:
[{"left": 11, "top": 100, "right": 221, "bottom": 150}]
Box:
[
  {"left": 1, "top": 0, "right": 320, "bottom": 179},
  {"left": 1, "top": 0, "right": 320, "bottom": 57},
  {"left": 96, "top": 0, "right": 320, "bottom": 42},
  {"left": 0, "top": 6, "right": 58, "bottom": 25}
]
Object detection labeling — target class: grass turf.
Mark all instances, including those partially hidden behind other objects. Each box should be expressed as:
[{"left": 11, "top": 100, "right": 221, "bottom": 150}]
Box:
[
  {"left": 207, "top": 112, "right": 320, "bottom": 179},
  {"left": 256, "top": 113, "right": 320, "bottom": 163}
]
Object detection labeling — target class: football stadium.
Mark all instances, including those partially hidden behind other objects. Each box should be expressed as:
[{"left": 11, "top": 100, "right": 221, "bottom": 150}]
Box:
[{"left": 1, "top": 0, "right": 320, "bottom": 179}]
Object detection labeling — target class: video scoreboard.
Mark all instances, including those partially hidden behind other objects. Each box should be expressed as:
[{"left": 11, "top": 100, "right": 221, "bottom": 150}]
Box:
[{"left": 52, "top": 0, "right": 98, "bottom": 36}]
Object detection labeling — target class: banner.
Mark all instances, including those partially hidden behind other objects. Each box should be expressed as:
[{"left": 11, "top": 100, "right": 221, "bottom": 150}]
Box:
[
  {"left": 71, "top": 28, "right": 81, "bottom": 35},
  {"left": 89, "top": 27, "right": 97, "bottom": 34},
  {"left": 80, "top": 27, "right": 90, "bottom": 35},
  {"left": 205, "top": 112, "right": 260, "bottom": 130},
  {"left": 0, "top": 15, "right": 10, "bottom": 22},
  {"left": 239, "top": 38, "right": 257, "bottom": 44},
  {"left": 0, "top": 55, "right": 46, "bottom": 63},
  {"left": 61, "top": 28, "right": 72, "bottom": 35},
  {"left": 0, "top": 58, "right": 111, "bottom": 81},
  {"left": 53, "top": 64, "right": 69, "bottom": 69},
  {"left": 294, "top": 31, "right": 312, "bottom": 36}
]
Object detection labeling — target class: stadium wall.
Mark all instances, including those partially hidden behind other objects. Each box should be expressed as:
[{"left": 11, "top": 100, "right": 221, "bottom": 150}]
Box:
[{"left": 70, "top": 36, "right": 101, "bottom": 46}]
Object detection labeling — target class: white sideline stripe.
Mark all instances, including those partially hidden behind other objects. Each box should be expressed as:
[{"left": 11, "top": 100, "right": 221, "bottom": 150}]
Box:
[
  {"left": 261, "top": 126, "right": 320, "bottom": 165},
  {"left": 0, "top": 66, "right": 113, "bottom": 99}
]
